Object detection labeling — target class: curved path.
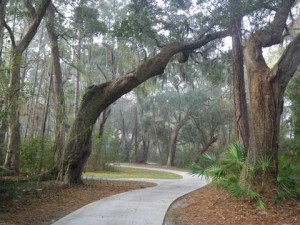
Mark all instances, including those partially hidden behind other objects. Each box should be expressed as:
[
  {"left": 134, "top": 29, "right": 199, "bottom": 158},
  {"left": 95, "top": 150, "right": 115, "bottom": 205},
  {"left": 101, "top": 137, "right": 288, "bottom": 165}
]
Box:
[{"left": 52, "top": 165, "right": 208, "bottom": 225}]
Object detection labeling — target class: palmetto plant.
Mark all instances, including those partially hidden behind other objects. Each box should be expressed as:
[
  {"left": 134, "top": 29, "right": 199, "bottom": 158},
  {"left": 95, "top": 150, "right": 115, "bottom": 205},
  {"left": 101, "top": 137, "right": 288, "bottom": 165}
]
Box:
[
  {"left": 191, "top": 142, "right": 266, "bottom": 208},
  {"left": 191, "top": 142, "right": 245, "bottom": 180},
  {"left": 192, "top": 141, "right": 300, "bottom": 208}
]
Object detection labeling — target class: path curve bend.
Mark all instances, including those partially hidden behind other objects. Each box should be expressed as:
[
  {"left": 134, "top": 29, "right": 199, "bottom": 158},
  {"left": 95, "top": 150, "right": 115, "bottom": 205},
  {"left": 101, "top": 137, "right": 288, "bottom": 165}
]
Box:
[{"left": 52, "top": 165, "right": 208, "bottom": 225}]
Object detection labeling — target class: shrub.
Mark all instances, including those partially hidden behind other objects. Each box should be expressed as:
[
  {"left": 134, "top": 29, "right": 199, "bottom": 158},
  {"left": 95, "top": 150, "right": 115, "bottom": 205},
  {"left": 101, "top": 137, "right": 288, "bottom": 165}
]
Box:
[{"left": 20, "top": 138, "right": 53, "bottom": 174}]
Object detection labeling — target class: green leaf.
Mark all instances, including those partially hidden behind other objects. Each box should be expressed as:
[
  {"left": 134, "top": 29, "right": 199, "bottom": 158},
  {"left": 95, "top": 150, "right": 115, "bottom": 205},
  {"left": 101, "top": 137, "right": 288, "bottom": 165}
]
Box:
[{"left": 256, "top": 199, "right": 266, "bottom": 210}]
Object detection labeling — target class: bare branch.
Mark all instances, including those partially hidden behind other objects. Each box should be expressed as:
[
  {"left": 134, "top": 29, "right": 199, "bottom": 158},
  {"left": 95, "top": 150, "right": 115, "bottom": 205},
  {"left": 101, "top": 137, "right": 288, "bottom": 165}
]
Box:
[
  {"left": 254, "top": 0, "right": 296, "bottom": 47},
  {"left": 17, "top": 0, "right": 51, "bottom": 53},
  {"left": 24, "top": 0, "right": 37, "bottom": 20},
  {"left": 270, "top": 33, "right": 300, "bottom": 81},
  {"left": 3, "top": 20, "right": 15, "bottom": 47}
]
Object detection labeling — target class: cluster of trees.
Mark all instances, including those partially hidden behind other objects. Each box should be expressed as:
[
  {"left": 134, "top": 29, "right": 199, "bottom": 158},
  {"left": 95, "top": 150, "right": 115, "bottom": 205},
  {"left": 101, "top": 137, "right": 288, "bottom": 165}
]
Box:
[{"left": 0, "top": 0, "right": 300, "bottom": 195}]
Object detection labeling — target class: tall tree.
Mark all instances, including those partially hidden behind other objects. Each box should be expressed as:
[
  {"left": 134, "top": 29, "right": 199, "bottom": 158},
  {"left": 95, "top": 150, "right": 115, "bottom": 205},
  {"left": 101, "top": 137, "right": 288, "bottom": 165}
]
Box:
[
  {"left": 0, "top": 0, "right": 8, "bottom": 164},
  {"left": 240, "top": 0, "right": 300, "bottom": 193},
  {"left": 3, "top": 0, "right": 51, "bottom": 173},
  {"left": 229, "top": 0, "right": 250, "bottom": 147},
  {"left": 59, "top": 31, "right": 229, "bottom": 184},
  {"left": 46, "top": 2, "right": 66, "bottom": 166}
]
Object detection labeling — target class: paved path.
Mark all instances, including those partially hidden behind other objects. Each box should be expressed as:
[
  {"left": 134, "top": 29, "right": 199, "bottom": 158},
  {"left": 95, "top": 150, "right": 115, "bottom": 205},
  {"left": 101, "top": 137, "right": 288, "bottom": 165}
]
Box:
[{"left": 52, "top": 166, "right": 208, "bottom": 225}]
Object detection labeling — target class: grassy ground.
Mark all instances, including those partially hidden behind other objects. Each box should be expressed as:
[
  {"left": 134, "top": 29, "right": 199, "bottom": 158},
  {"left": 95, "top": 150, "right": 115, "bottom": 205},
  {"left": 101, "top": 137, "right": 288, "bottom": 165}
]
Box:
[{"left": 84, "top": 166, "right": 182, "bottom": 179}]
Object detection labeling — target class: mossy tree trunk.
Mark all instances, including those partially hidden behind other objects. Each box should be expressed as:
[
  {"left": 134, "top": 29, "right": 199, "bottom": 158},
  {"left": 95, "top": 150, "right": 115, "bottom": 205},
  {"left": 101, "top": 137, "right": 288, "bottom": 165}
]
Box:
[
  {"left": 0, "top": 0, "right": 8, "bottom": 165},
  {"left": 3, "top": 0, "right": 51, "bottom": 174},
  {"left": 240, "top": 0, "right": 300, "bottom": 193},
  {"left": 46, "top": 3, "right": 66, "bottom": 167},
  {"left": 59, "top": 30, "right": 230, "bottom": 184},
  {"left": 230, "top": 0, "right": 250, "bottom": 147}
]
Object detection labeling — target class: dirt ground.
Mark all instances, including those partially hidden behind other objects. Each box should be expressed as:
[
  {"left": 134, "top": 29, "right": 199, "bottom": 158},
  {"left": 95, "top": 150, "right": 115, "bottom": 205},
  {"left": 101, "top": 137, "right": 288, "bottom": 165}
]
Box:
[
  {"left": 1, "top": 177, "right": 299, "bottom": 225},
  {"left": 165, "top": 186, "right": 300, "bottom": 225},
  {"left": 0, "top": 179, "right": 155, "bottom": 225}
]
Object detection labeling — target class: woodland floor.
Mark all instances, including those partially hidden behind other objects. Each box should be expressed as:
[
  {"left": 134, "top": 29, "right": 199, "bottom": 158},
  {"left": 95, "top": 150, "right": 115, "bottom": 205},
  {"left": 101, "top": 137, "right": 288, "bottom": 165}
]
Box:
[
  {"left": 0, "top": 179, "right": 155, "bottom": 225},
  {"left": 1, "top": 175, "right": 300, "bottom": 225},
  {"left": 165, "top": 185, "right": 300, "bottom": 225}
]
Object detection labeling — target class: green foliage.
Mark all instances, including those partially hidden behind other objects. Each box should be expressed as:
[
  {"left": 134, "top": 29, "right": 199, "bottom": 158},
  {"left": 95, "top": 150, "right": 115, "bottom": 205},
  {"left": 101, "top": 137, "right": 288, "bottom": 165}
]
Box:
[
  {"left": 192, "top": 140, "right": 300, "bottom": 207},
  {"left": 0, "top": 166, "right": 11, "bottom": 176},
  {"left": 286, "top": 73, "right": 300, "bottom": 142},
  {"left": 74, "top": 5, "right": 107, "bottom": 36},
  {"left": 276, "top": 143, "right": 300, "bottom": 201},
  {"left": 20, "top": 138, "right": 53, "bottom": 174},
  {"left": 113, "top": 0, "right": 157, "bottom": 41},
  {"left": 221, "top": 142, "right": 245, "bottom": 175},
  {"left": 87, "top": 128, "right": 121, "bottom": 171},
  {"left": 191, "top": 142, "right": 267, "bottom": 207}
]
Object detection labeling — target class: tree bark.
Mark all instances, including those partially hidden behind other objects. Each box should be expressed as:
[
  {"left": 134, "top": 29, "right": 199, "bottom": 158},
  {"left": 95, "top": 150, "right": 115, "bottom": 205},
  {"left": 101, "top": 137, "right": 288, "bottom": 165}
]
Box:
[
  {"left": 167, "top": 111, "right": 190, "bottom": 166},
  {"left": 0, "top": 0, "right": 8, "bottom": 165},
  {"left": 140, "top": 139, "right": 149, "bottom": 164},
  {"left": 133, "top": 106, "right": 139, "bottom": 163},
  {"left": 3, "top": 0, "right": 51, "bottom": 173},
  {"left": 230, "top": 2, "right": 250, "bottom": 147},
  {"left": 240, "top": 0, "right": 300, "bottom": 193},
  {"left": 39, "top": 74, "right": 52, "bottom": 172},
  {"left": 4, "top": 51, "right": 22, "bottom": 173},
  {"left": 194, "top": 136, "right": 218, "bottom": 163},
  {"left": 58, "top": 30, "right": 229, "bottom": 184},
  {"left": 120, "top": 110, "right": 132, "bottom": 162},
  {"left": 46, "top": 3, "right": 66, "bottom": 166},
  {"left": 74, "top": 38, "right": 82, "bottom": 116}
]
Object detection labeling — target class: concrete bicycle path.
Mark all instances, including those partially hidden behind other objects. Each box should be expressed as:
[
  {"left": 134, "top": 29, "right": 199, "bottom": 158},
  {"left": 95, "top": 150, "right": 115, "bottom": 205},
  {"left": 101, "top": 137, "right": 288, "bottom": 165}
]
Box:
[{"left": 52, "top": 165, "right": 208, "bottom": 225}]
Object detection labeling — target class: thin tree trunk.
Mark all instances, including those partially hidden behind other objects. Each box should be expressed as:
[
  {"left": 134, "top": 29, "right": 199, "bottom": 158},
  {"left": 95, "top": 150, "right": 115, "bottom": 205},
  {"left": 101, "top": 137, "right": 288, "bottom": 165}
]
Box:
[
  {"left": 194, "top": 136, "right": 218, "bottom": 163},
  {"left": 46, "top": 3, "right": 66, "bottom": 166},
  {"left": 3, "top": 0, "right": 51, "bottom": 173},
  {"left": 0, "top": 0, "right": 8, "bottom": 165},
  {"left": 120, "top": 110, "right": 132, "bottom": 162},
  {"left": 4, "top": 51, "right": 22, "bottom": 173},
  {"left": 24, "top": 30, "right": 44, "bottom": 138},
  {"left": 167, "top": 111, "right": 190, "bottom": 166},
  {"left": 133, "top": 106, "right": 139, "bottom": 163},
  {"left": 167, "top": 127, "right": 180, "bottom": 167},
  {"left": 140, "top": 140, "right": 149, "bottom": 164},
  {"left": 74, "top": 38, "right": 82, "bottom": 116},
  {"left": 230, "top": 7, "right": 250, "bottom": 147},
  {"left": 39, "top": 74, "right": 52, "bottom": 172}
]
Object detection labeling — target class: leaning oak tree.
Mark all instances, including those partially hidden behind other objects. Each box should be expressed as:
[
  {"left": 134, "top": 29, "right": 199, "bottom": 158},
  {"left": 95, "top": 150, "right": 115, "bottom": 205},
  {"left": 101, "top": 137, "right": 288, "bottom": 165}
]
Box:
[
  {"left": 59, "top": 30, "right": 229, "bottom": 184},
  {"left": 55, "top": 0, "right": 300, "bottom": 191}
]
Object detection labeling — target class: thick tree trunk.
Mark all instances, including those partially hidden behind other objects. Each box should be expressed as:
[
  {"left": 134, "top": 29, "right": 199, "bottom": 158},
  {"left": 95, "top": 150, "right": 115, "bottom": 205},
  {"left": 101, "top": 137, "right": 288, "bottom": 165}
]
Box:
[
  {"left": 239, "top": 0, "right": 299, "bottom": 193},
  {"left": 240, "top": 33, "right": 300, "bottom": 193},
  {"left": 58, "top": 31, "right": 229, "bottom": 184},
  {"left": 240, "top": 53, "right": 281, "bottom": 192},
  {"left": 46, "top": 4, "right": 66, "bottom": 166}
]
